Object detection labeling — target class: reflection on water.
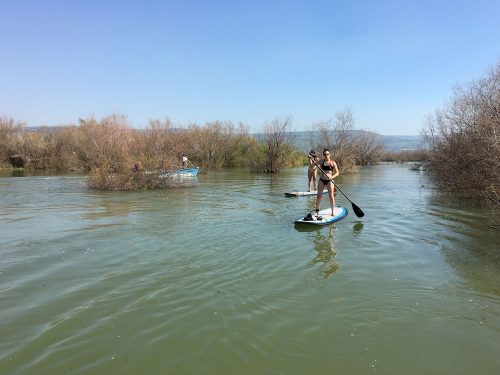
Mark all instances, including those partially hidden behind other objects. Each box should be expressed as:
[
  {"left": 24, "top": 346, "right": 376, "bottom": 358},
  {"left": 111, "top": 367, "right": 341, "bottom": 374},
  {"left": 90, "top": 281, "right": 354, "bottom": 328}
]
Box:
[
  {"left": 11, "top": 169, "right": 26, "bottom": 177},
  {"left": 295, "top": 220, "right": 363, "bottom": 280},
  {"left": 425, "top": 193, "right": 500, "bottom": 295},
  {"left": 308, "top": 226, "right": 340, "bottom": 280},
  {"left": 352, "top": 221, "right": 364, "bottom": 234},
  {"left": 81, "top": 193, "right": 139, "bottom": 220}
]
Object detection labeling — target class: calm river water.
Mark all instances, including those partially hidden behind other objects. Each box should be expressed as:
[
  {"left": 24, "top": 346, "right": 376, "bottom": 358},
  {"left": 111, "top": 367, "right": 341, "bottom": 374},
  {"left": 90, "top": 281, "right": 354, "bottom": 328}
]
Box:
[{"left": 1, "top": 164, "right": 499, "bottom": 374}]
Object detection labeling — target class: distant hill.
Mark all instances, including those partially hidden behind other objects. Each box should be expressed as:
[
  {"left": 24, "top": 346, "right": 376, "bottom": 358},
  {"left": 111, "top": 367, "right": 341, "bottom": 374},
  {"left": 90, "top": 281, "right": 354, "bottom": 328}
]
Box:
[
  {"left": 379, "top": 135, "right": 424, "bottom": 151},
  {"left": 255, "top": 131, "right": 424, "bottom": 152},
  {"left": 26, "top": 126, "right": 423, "bottom": 152},
  {"left": 25, "top": 125, "right": 70, "bottom": 133}
]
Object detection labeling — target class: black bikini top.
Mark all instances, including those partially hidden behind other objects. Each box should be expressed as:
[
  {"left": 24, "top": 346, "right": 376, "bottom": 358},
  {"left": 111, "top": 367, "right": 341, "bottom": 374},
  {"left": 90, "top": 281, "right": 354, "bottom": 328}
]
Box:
[{"left": 321, "top": 161, "right": 334, "bottom": 171}]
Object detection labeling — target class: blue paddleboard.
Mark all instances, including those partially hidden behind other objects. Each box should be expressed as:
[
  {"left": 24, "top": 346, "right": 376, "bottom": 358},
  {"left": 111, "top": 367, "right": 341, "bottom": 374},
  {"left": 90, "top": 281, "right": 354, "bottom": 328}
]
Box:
[{"left": 295, "top": 206, "right": 348, "bottom": 225}]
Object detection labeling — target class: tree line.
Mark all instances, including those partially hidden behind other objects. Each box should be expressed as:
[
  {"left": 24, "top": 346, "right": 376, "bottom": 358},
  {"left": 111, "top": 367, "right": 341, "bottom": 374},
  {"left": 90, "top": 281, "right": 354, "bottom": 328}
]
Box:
[{"left": 1, "top": 112, "right": 391, "bottom": 190}]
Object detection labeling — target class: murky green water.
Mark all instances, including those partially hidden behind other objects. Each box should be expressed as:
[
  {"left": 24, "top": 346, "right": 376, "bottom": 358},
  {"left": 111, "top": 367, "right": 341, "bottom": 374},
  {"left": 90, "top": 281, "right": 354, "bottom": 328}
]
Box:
[{"left": 1, "top": 164, "right": 499, "bottom": 374}]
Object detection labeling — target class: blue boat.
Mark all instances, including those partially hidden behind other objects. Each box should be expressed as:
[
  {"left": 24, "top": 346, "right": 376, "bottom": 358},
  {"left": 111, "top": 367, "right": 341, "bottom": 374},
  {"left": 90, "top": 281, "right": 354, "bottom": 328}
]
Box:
[
  {"left": 174, "top": 167, "right": 199, "bottom": 177},
  {"left": 159, "top": 166, "right": 200, "bottom": 178}
]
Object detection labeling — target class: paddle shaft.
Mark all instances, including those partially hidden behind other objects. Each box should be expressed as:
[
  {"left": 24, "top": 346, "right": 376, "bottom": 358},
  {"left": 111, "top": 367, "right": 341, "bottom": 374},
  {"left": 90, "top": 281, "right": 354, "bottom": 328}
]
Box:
[{"left": 309, "top": 155, "right": 365, "bottom": 217}]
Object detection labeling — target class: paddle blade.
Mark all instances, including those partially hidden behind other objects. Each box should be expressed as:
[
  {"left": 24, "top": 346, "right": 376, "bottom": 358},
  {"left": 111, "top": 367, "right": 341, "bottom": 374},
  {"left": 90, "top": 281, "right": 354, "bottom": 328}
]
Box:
[{"left": 351, "top": 202, "right": 365, "bottom": 218}]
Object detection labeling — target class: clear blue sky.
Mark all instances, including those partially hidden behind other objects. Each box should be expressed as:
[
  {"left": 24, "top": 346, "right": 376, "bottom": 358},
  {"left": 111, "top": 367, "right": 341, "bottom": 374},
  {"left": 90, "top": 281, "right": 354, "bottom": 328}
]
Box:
[{"left": 1, "top": 0, "right": 498, "bottom": 135}]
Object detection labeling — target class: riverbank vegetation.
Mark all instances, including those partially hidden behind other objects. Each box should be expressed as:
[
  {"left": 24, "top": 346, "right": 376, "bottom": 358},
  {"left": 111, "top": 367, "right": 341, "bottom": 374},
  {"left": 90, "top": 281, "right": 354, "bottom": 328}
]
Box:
[
  {"left": 0, "top": 115, "right": 305, "bottom": 189},
  {"left": 2, "top": 107, "right": 421, "bottom": 191},
  {"left": 1, "top": 111, "right": 388, "bottom": 190},
  {"left": 422, "top": 62, "right": 500, "bottom": 209}
]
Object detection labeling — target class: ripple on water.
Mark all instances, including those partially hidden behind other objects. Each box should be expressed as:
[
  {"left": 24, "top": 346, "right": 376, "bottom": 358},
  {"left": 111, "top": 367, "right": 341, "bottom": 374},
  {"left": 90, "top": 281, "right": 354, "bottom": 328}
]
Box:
[{"left": 1, "top": 168, "right": 500, "bottom": 374}]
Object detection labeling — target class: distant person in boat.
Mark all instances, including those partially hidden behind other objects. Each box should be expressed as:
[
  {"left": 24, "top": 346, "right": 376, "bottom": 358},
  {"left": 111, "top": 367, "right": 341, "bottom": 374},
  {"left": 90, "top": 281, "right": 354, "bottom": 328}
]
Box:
[
  {"left": 307, "top": 150, "right": 319, "bottom": 192},
  {"left": 182, "top": 154, "right": 190, "bottom": 168},
  {"left": 313, "top": 148, "right": 339, "bottom": 217}
]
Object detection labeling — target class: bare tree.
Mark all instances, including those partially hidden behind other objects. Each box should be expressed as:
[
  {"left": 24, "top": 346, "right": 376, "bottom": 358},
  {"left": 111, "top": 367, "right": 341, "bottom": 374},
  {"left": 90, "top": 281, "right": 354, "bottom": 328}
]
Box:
[
  {"left": 261, "top": 117, "right": 294, "bottom": 173},
  {"left": 353, "top": 130, "right": 384, "bottom": 166},
  {"left": 310, "top": 108, "right": 357, "bottom": 172}
]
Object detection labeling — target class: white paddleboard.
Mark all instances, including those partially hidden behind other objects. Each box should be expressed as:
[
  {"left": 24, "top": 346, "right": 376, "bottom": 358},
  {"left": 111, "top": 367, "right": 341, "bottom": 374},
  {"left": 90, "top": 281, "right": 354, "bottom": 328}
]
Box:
[
  {"left": 285, "top": 189, "right": 328, "bottom": 197},
  {"left": 295, "top": 206, "right": 348, "bottom": 225}
]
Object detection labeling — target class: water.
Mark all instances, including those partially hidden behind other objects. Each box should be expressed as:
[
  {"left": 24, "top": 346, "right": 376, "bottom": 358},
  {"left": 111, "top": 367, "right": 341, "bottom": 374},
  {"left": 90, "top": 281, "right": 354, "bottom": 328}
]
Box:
[{"left": 1, "top": 164, "right": 499, "bottom": 374}]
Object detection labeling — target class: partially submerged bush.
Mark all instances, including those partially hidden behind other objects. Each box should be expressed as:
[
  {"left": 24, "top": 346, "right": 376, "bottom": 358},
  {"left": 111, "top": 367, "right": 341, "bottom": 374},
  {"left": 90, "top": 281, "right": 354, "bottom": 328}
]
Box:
[
  {"left": 86, "top": 167, "right": 180, "bottom": 191},
  {"left": 0, "top": 117, "right": 25, "bottom": 164},
  {"left": 49, "top": 126, "right": 86, "bottom": 170},
  {"left": 79, "top": 115, "right": 181, "bottom": 190},
  {"left": 143, "top": 118, "right": 179, "bottom": 171},
  {"left": 422, "top": 62, "right": 500, "bottom": 207},
  {"left": 78, "top": 115, "right": 135, "bottom": 173}
]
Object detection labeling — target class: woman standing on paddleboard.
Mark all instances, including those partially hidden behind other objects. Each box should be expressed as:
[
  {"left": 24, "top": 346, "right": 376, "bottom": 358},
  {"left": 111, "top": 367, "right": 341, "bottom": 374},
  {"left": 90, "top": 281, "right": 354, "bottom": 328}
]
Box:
[
  {"left": 313, "top": 148, "right": 339, "bottom": 216},
  {"left": 307, "top": 150, "right": 319, "bottom": 191}
]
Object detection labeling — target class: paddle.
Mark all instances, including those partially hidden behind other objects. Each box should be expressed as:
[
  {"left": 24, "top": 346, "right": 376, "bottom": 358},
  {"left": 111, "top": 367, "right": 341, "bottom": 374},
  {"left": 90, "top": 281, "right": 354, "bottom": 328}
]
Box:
[{"left": 309, "top": 155, "right": 365, "bottom": 218}]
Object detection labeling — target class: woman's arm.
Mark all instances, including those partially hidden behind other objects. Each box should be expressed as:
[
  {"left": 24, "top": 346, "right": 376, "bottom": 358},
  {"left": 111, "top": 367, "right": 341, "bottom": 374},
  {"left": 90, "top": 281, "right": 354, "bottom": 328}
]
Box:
[{"left": 331, "top": 161, "right": 339, "bottom": 179}]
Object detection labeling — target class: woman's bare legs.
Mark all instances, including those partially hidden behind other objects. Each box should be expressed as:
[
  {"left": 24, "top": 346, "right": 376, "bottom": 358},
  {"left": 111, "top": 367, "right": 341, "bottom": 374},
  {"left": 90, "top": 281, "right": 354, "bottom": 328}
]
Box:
[
  {"left": 315, "top": 180, "right": 325, "bottom": 213},
  {"left": 326, "top": 181, "right": 335, "bottom": 215}
]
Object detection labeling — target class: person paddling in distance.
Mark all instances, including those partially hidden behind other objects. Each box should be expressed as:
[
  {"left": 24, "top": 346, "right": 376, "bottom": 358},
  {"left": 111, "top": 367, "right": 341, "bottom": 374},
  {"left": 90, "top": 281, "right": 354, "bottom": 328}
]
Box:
[
  {"left": 313, "top": 148, "right": 339, "bottom": 218},
  {"left": 307, "top": 150, "right": 319, "bottom": 192}
]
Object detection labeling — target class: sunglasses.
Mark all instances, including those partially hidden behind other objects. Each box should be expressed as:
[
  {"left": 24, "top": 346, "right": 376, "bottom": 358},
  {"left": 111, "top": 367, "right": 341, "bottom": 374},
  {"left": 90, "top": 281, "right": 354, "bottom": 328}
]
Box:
[{"left": 323, "top": 152, "right": 330, "bottom": 156}]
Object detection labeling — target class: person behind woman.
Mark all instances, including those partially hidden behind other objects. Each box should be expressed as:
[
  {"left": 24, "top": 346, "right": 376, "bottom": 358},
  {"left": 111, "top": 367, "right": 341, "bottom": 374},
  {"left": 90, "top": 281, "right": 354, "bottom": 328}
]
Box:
[
  {"left": 314, "top": 148, "right": 339, "bottom": 217},
  {"left": 307, "top": 150, "right": 319, "bottom": 192}
]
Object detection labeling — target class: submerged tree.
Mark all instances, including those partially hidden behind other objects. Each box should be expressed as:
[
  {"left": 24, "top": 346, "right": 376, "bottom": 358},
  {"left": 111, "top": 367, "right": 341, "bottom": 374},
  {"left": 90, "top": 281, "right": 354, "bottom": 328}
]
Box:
[{"left": 259, "top": 117, "right": 295, "bottom": 173}]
